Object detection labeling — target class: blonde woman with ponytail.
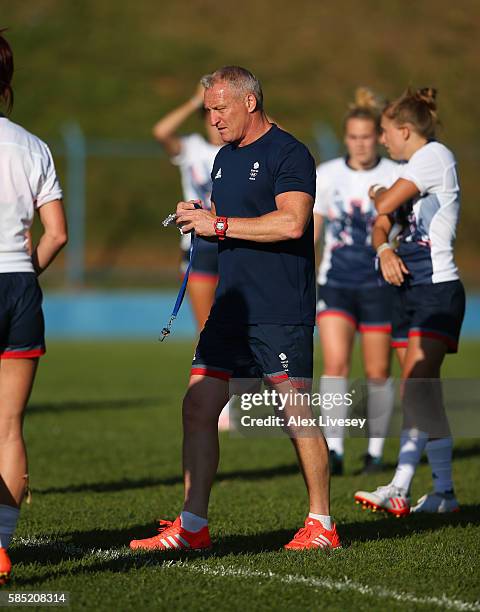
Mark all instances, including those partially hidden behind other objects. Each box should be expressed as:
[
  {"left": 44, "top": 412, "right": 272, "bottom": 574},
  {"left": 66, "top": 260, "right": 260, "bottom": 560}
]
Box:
[
  {"left": 314, "top": 88, "right": 400, "bottom": 476},
  {"left": 355, "top": 88, "right": 465, "bottom": 515}
]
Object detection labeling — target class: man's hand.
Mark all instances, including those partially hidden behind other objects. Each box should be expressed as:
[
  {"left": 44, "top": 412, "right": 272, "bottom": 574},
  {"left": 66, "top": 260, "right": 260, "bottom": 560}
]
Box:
[
  {"left": 378, "top": 248, "right": 409, "bottom": 286},
  {"left": 176, "top": 200, "right": 216, "bottom": 237}
]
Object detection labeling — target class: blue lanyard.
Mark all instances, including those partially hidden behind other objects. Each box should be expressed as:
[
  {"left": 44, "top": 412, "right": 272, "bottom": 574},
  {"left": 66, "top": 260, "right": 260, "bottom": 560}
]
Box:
[{"left": 160, "top": 233, "right": 197, "bottom": 342}]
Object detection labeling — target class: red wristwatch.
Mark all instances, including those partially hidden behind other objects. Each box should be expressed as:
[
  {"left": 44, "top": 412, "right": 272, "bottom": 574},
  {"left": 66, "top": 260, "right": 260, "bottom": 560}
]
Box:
[{"left": 214, "top": 216, "right": 228, "bottom": 240}]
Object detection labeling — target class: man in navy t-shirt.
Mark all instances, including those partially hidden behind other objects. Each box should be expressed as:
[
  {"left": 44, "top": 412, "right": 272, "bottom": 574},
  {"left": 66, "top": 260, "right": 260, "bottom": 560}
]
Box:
[{"left": 129, "top": 66, "right": 341, "bottom": 553}]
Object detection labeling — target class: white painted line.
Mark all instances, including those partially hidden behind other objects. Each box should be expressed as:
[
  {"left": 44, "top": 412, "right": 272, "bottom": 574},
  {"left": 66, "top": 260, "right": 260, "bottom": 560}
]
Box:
[{"left": 14, "top": 537, "right": 480, "bottom": 611}]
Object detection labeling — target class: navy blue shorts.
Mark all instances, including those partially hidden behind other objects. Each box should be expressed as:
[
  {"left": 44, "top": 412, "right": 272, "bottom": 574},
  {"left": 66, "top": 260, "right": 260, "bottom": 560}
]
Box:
[
  {"left": 181, "top": 237, "right": 218, "bottom": 281},
  {"left": 391, "top": 280, "right": 465, "bottom": 354},
  {"left": 0, "top": 273, "right": 45, "bottom": 359},
  {"left": 316, "top": 284, "right": 392, "bottom": 333},
  {"left": 191, "top": 319, "right": 313, "bottom": 387}
]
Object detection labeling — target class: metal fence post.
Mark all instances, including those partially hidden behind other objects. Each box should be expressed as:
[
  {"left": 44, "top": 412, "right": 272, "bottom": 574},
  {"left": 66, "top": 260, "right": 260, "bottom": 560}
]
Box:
[{"left": 62, "top": 122, "right": 86, "bottom": 287}]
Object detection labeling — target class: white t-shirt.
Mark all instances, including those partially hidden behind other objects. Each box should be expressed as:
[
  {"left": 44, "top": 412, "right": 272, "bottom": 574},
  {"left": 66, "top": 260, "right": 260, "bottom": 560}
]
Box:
[
  {"left": 314, "top": 156, "right": 400, "bottom": 287},
  {"left": 395, "top": 141, "right": 460, "bottom": 285},
  {"left": 171, "top": 133, "right": 221, "bottom": 251},
  {"left": 0, "top": 116, "right": 63, "bottom": 273}
]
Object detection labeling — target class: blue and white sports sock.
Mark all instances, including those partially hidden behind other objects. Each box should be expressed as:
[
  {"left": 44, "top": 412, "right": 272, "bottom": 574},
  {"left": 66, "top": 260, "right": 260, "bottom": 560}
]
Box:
[
  {"left": 0, "top": 504, "right": 19, "bottom": 549},
  {"left": 426, "top": 437, "right": 454, "bottom": 494}
]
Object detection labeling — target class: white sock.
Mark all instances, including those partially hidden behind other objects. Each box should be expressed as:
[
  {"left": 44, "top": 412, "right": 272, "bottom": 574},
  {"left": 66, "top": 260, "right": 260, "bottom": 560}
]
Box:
[
  {"left": 391, "top": 429, "right": 428, "bottom": 492},
  {"left": 0, "top": 504, "right": 19, "bottom": 549},
  {"left": 367, "top": 378, "right": 395, "bottom": 458},
  {"left": 180, "top": 511, "right": 208, "bottom": 532},
  {"left": 308, "top": 512, "right": 332, "bottom": 531},
  {"left": 320, "top": 376, "right": 348, "bottom": 456},
  {"left": 426, "top": 437, "right": 454, "bottom": 494}
]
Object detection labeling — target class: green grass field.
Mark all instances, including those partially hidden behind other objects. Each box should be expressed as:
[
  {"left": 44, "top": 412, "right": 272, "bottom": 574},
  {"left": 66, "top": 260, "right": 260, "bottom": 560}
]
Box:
[{"left": 8, "top": 340, "right": 480, "bottom": 610}]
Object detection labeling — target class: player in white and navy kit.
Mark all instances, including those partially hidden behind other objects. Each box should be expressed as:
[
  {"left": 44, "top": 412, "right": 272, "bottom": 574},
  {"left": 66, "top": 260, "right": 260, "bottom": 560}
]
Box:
[
  {"left": 0, "top": 31, "right": 68, "bottom": 582},
  {"left": 153, "top": 84, "right": 223, "bottom": 330},
  {"left": 314, "top": 88, "right": 400, "bottom": 475},
  {"left": 354, "top": 88, "right": 465, "bottom": 516}
]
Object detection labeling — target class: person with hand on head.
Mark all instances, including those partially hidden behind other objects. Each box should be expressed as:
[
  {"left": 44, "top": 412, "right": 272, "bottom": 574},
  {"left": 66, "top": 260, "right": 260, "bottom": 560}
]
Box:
[
  {"left": 0, "top": 30, "right": 68, "bottom": 583},
  {"left": 314, "top": 88, "right": 399, "bottom": 476},
  {"left": 354, "top": 88, "right": 465, "bottom": 516},
  {"left": 130, "top": 66, "right": 341, "bottom": 553}
]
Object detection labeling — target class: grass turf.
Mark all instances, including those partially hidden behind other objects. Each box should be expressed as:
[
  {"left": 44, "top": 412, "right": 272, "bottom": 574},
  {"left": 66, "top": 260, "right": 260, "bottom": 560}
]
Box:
[{"left": 7, "top": 339, "right": 480, "bottom": 610}]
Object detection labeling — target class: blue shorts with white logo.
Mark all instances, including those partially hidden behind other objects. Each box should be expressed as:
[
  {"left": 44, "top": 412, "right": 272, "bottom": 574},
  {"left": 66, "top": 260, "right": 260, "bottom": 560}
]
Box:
[
  {"left": 391, "top": 280, "right": 465, "bottom": 353},
  {"left": 0, "top": 273, "right": 45, "bottom": 359},
  {"left": 191, "top": 319, "right": 313, "bottom": 388},
  {"left": 181, "top": 237, "right": 218, "bottom": 281},
  {"left": 316, "top": 284, "right": 393, "bottom": 333}
]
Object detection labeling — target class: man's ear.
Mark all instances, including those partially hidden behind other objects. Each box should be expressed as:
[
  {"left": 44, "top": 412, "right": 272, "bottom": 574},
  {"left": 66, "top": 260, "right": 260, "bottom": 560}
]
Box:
[
  {"left": 245, "top": 93, "right": 258, "bottom": 113},
  {"left": 401, "top": 125, "right": 411, "bottom": 141}
]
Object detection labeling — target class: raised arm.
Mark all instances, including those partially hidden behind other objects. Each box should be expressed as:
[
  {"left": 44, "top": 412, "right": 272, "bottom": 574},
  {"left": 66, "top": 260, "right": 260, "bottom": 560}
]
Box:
[{"left": 152, "top": 84, "right": 204, "bottom": 157}]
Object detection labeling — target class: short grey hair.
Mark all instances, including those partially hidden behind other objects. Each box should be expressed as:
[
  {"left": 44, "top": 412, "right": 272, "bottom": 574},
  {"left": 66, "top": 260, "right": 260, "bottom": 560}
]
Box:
[{"left": 201, "top": 66, "right": 263, "bottom": 111}]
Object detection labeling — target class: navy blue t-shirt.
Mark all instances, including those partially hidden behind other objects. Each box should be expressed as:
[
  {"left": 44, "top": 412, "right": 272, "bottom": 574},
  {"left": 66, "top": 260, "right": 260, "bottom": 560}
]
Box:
[{"left": 210, "top": 124, "right": 316, "bottom": 325}]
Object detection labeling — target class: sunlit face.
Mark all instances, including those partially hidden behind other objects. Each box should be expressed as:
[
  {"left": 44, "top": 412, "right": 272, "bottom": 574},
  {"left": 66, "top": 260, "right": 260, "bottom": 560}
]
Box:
[
  {"left": 344, "top": 118, "right": 378, "bottom": 167},
  {"left": 204, "top": 116, "right": 224, "bottom": 146},
  {"left": 204, "top": 81, "right": 251, "bottom": 144},
  {"left": 380, "top": 115, "right": 407, "bottom": 160}
]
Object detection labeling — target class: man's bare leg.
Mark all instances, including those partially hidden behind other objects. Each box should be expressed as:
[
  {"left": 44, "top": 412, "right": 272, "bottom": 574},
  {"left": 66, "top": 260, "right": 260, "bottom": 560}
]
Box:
[
  {"left": 182, "top": 375, "right": 229, "bottom": 518},
  {"left": 274, "top": 380, "right": 330, "bottom": 515}
]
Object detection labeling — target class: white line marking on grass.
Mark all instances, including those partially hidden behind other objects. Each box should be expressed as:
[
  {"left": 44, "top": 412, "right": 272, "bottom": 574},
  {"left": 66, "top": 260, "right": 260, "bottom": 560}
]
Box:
[{"left": 15, "top": 537, "right": 480, "bottom": 611}]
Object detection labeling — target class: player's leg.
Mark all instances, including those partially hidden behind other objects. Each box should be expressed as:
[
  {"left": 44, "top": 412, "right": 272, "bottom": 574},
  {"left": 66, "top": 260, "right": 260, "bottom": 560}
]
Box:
[
  {"left": 395, "top": 281, "right": 465, "bottom": 513},
  {"left": 0, "top": 358, "right": 37, "bottom": 584},
  {"left": 182, "top": 374, "right": 229, "bottom": 517},
  {"left": 354, "top": 286, "right": 410, "bottom": 515},
  {"left": 188, "top": 278, "right": 217, "bottom": 330},
  {"left": 276, "top": 380, "right": 341, "bottom": 550},
  {"left": 317, "top": 287, "right": 356, "bottom": 474},
  {"left": 0, "top": 359, "right": 38, "bottom": 506},
  {"left": 250, "top": 324, "right": 341, "bottom": 549},
  {"left": 358, "top": 285, "right": 394, "bottom": 473},
  {"left": 0, "top": 273, "right": 45, "bottom": 581},
  {"left": 130, "top": 319, "right": 232, "bottom": 551},
  {"left": 360, "top": 332, "right": 394, "bottom": 471}
]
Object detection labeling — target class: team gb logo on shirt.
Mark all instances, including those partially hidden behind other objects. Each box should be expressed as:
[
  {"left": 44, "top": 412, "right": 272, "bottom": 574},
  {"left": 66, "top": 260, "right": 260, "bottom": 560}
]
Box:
[{"left": 249, "top": 161, "right": 260, "bottom": 181}]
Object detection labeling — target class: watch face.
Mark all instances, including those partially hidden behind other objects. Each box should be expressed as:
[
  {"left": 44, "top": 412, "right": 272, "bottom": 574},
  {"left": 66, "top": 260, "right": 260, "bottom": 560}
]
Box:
[{"left": 216, "top": 221, "right": 225, "bottom": 231}]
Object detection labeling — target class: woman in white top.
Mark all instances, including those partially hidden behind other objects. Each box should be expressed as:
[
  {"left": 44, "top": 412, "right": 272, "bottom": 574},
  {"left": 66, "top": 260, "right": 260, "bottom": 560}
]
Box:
[
  {"left": 0, "top": 31, "right": 67, "bottom": 582},
  {"left": 153, "top": 83, "right": 223, "bottom": 330},
  {"left": 354, "top": 88, "right": 465, "bottom": 515},
  {"left": 314, "top": 88, "right": 399, "bottom": 475}
]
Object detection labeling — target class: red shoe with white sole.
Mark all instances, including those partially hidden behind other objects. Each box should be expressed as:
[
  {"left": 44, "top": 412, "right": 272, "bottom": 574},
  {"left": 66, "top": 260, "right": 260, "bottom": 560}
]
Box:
[
  {"left": 129, "top": 517, "right": 212, "bottom": 551},
  {"left": 284, "top": 517, "right": 341, "bottom": 550}
]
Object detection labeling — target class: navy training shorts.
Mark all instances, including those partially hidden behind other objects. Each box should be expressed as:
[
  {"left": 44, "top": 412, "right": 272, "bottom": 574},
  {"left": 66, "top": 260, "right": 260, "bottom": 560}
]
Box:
[
  {"left": 0, "top": 273, "right": 45, "bottom": 359},
  {"left": 391, "top": 279, "right": 465, "bottom": 353},
  {"left": 191, "top": 319, "right": 313, "bottom": 388},
  {"left": 316, "top": 284, "right": 392, "bottom": 333}
]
